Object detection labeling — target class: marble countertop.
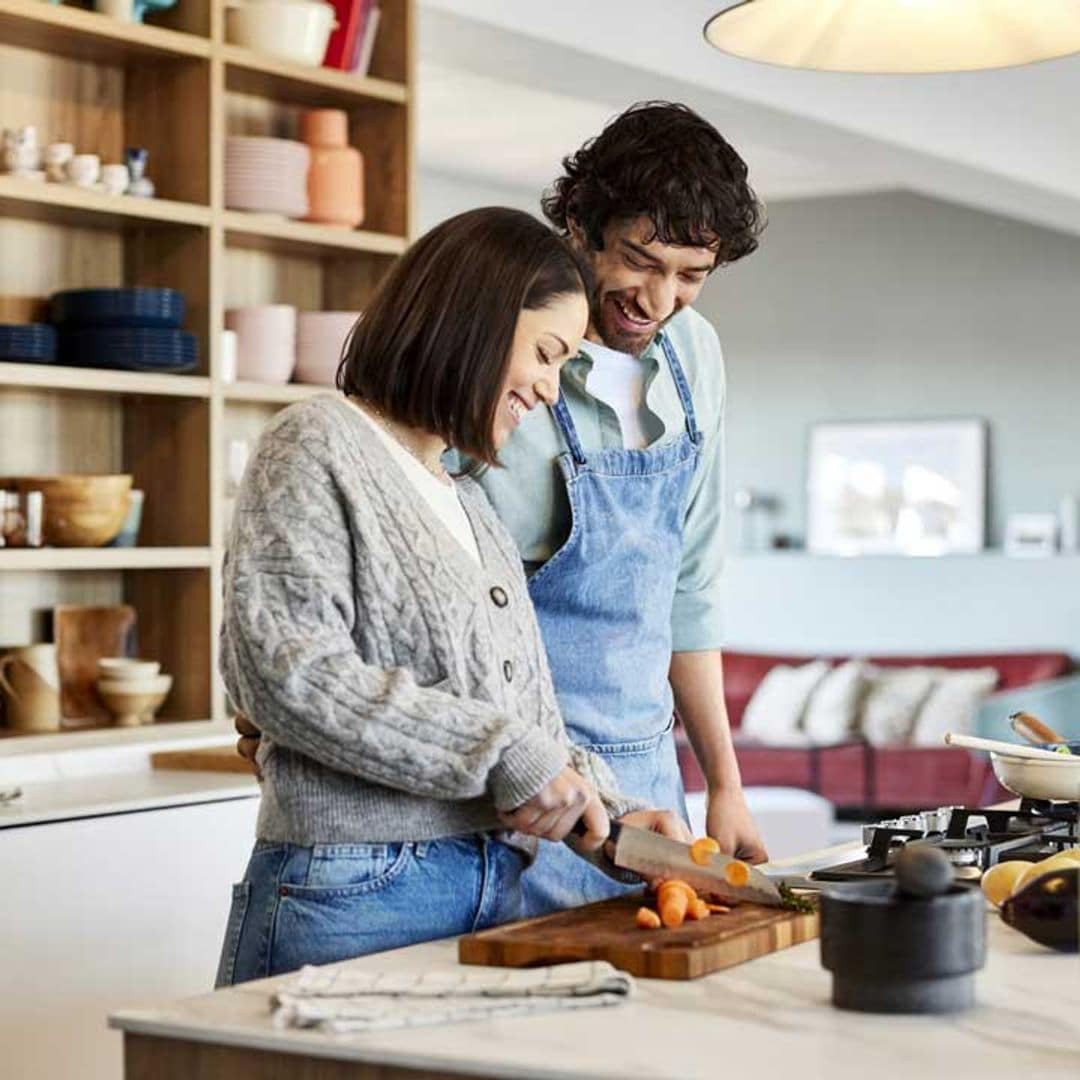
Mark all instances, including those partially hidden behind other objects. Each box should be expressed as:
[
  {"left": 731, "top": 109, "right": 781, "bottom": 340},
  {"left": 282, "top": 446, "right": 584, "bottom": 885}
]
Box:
[
  {"left": 0, "top": 768, "right": 258, "bottom": 830},
  {"left": 110, "top": 847, "right": 1080, "bottom": 1080}
]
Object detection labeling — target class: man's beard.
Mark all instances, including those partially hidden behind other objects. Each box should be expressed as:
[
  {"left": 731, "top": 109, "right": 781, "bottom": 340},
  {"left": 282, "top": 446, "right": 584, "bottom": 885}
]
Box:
[{"left": 591, "top": 292, "right": 667, "bottom": 357}]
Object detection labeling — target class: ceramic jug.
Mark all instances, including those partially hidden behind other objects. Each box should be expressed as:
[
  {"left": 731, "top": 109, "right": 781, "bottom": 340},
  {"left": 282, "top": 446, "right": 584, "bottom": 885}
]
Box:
[
  {"left": 300, "top": 109, "right": 364, "bottom": 228},
  {"left": 0, "top": 644, "right": 62, "bottom": 733}
]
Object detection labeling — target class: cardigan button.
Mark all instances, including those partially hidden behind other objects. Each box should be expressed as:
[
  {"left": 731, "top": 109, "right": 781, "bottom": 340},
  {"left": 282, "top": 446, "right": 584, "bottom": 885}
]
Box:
[
  {"left": 490, "top": 586, "right": 509, "bottom": 608},
  {"left": 503, "top": 660, "right": 514, "bottom": 683}
]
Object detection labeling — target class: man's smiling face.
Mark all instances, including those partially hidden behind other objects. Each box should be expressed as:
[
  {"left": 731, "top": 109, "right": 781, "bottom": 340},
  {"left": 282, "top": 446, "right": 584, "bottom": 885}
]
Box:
[{"left": 578, "top": 216, "right": 718, "bottom": 356}]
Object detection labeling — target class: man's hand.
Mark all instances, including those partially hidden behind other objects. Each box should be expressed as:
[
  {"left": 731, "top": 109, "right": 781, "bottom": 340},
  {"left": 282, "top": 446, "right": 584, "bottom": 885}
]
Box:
[
  {"left": 234, "top": 712, "right": 262, "bottom": 780},
  {"left": 706, "top": 786, "right": 768, "bottom": 863},
  {"left": 616, "top": 808, "right": 693, "bottom": 844},
  {"left": 499, "top": 768, "right": 609, "bottom": 848}
]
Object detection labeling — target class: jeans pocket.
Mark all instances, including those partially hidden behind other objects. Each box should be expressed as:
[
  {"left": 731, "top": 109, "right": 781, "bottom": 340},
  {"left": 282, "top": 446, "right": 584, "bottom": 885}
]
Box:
[
  {"left": 214, "top": 880, "right": 251, "bottom": 988},
  {"left": 297, "top": 842, "right": 413, "bottom": 896}
]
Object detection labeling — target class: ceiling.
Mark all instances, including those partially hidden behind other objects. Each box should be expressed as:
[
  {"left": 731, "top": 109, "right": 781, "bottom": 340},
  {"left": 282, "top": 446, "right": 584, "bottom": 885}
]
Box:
[{"left": 417, "top": 0, "right": 1080, "bottom": 236}]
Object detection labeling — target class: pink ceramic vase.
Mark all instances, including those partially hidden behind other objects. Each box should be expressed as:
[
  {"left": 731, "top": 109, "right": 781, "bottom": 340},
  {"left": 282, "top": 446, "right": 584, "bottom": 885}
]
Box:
[{"left": 300, "top": 109, "right": 364, "bottom": 229}]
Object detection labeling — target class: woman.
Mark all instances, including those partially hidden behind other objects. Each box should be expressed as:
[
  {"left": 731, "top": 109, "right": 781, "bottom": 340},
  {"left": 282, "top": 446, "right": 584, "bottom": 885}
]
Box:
[{"left": 216, "top": 208, "right": 687, "bottom": 987}]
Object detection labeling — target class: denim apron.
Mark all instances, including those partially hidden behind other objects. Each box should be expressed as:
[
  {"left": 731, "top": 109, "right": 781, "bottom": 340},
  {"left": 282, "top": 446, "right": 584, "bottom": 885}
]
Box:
[{"left": 521, "top": 335, "right": 702, "bottom": 916}]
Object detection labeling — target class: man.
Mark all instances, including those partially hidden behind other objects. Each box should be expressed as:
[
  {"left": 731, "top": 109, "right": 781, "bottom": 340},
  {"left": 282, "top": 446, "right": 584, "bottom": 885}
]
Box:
[
  {"left": 238, "top": 101, "right": 767, "bottom": 914},
  {"left": 472, "top": 101, "right": 768, "bottom": 916}
]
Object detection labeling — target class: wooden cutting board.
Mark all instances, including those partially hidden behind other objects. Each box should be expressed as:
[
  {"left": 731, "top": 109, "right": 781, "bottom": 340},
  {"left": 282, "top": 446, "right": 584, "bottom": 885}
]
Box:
[
  {"left": 151, "top": 746, "right": 256, "bottom": 774},
  {"left": 460, "top": 894, "right": 818, "bottom": 980}
]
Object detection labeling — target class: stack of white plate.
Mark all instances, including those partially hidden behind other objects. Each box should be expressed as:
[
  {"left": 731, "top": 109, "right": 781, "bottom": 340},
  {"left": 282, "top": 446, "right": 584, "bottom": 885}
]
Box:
[
  {"left": 296, "top": 311, "right": 361, "bottom": 385},
  {"left": 225, "top": 136, "right": 310, "bottom": 218}
]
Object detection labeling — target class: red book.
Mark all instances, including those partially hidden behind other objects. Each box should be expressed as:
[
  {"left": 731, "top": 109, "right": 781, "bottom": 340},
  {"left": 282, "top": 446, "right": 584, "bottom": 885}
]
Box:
[{"left": 324, "top": 0, "right": 369, "bottom": 71}]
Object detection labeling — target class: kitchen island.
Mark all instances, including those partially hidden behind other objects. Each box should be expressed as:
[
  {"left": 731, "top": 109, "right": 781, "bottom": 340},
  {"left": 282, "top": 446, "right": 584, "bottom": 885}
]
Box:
[{"left": 110, "top": 839, "right": 1080, "bottom": 1080}]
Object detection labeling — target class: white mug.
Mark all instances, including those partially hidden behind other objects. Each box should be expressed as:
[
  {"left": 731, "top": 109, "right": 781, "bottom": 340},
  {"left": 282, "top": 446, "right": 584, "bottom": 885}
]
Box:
[
  {"left": 67, "top": 154, "right": 100, "bottom": 188},
  {"left": 96, "top": 0, "right": 134, "bottom": 20},
  {"left": 220, "top": 329, "right": 238, "bottom": 383},
  {"left": 100, "top": 163, "right": 130, "bottom": 196}
]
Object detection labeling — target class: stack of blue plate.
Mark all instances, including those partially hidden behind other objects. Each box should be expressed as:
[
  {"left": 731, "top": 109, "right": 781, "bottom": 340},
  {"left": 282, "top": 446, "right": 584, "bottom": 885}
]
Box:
[
  {"left": 51, "top": 288, "right": 186, "bottom": 329},
  {"left": 0, "top": 323, "right": 57, "bottom": 364},
  {"left": 52, "top": 288, "right": 198, "bottom": 373},
  {"left": 58, "top": 328, "right": 198, "bottom": 372}
]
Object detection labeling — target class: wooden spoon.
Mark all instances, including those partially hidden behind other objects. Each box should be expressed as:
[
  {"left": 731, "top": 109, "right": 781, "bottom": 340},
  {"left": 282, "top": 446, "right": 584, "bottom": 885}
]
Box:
[{"left": 1009, "top": 711, "right": 1067, "bottom": 746}]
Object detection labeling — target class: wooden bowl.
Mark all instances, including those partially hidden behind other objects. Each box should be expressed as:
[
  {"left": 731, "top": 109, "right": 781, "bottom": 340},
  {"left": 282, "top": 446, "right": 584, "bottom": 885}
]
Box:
[
  {"left": 96, "top": 674, "right": 172, "bottom": 727},
  {"left": 10, "top": 474, "right": 132, "bottom": 546}
]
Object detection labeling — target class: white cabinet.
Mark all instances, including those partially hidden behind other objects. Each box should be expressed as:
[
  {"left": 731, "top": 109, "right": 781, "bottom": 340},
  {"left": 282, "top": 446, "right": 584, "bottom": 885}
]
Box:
[{"left": 1, "top": 793, "right": 259, "bottom": 1080}]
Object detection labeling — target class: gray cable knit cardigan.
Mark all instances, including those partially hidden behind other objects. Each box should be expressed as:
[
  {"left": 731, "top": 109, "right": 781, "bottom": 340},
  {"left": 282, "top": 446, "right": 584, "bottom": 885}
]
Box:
[{"left": 221, "top": 394, "right": 642, "bottom": 850}]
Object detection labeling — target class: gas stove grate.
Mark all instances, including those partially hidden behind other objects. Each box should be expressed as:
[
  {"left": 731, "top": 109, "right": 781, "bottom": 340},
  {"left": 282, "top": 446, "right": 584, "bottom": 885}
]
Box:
[{"left": 812, "top": 801, "right": 1079, "bottom": 883}]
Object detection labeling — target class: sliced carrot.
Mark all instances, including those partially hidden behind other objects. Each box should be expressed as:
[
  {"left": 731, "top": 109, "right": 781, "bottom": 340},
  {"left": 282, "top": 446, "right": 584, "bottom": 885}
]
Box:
[
  {"left": 686, "top": 898, "right": 711, "bottom": 921},
  {"left": 689, "top": 837, "right": 721, "bottom": 866},
  {"left": 704, "top": 902, "right": 732, "bottom": 914},
  {"left": 636, "top": 906, "right": 662, "bottom": 930},
  {"left": 656, "top": 881, "right": 694, "bottom": 927},
  {"left": 724, "top": 860, "right": 750, "bottom": 888},
  {"left": 657, "top": 879, "right": 696, "bottom": 904}
]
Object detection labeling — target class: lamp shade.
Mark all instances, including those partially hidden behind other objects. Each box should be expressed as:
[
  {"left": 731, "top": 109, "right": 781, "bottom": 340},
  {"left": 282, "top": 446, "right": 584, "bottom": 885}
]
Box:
[{"left": 704, "top": 0, "right": 1080, "bottom": 74}]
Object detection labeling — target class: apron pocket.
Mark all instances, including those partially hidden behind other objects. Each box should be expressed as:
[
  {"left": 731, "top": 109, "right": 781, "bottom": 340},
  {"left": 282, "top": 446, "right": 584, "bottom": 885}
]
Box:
[{"left": 578, "top": 713, "right": 676, "bottom": 757}]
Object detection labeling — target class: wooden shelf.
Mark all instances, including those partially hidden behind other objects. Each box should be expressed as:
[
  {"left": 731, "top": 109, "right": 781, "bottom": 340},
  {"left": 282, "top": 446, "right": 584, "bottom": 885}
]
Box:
[
  {"left": 0, "top": 362, "right": 211, "bottom": 398},
  {"left": 222, "top": 44, "right": 407, "bottom": 109},
  {"left": 222, "top": 211, "right": 406, "bottom": 258},
  {"left": 0, "top": 547, "right": 213, "bottom": 572},
  {"left": 0, "top": 0, "right": 209, "bottom": 63},
  {"left": 0, "top": 175, "right": 210, "bottom": 230},
  {"left": 222, "top": 381, "right": 327, "bottom": 404}
]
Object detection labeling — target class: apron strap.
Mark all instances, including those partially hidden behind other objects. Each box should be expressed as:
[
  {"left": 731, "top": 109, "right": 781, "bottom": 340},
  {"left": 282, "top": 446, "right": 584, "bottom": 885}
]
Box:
[
  {"left": 659, "top": 334, "right": 701, "bottom": 444},
  {"left": 549, "top": 333, "right": 701, "bottom": 464},
  {"left": 550, "top": 390, "right": 588, "bottom": 466}
]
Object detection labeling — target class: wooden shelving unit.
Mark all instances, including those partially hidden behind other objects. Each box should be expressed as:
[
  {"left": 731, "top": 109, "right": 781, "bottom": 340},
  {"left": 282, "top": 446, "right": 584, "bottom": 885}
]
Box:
[{"left": 0, "top": 0, "right": 414, "bottom": 749}]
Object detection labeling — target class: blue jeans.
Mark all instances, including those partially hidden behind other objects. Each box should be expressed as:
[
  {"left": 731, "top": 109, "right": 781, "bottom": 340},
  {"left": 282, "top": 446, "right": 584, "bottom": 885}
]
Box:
[{"left": 215, "top": 835, "right": 527, "bottom": 987}]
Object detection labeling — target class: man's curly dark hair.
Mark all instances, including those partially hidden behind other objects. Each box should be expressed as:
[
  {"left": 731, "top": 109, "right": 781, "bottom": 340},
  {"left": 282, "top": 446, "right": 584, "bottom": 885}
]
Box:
[{"left": 542, "top": 101, "right": 765, "bottom": 268}]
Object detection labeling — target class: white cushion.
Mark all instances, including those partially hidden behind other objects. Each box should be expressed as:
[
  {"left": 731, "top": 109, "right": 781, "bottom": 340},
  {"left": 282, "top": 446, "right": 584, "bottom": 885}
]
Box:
[
  {"left": 859, "top": 667, "right": 938, "bottom": 746},
  {"left": 910, "top": 667, "right": 999, "bottom": 747},
  {"left": 802, "top": 659, "right": 872, "bottom": 744},
  {"left": 740, "top": 659, "right": 831, "bottom": 745}
]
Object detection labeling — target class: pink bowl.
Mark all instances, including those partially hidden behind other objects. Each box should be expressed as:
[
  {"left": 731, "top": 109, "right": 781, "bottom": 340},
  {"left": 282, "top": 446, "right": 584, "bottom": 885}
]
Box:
[
  {"left": 295, "top": 310, "right": 360, "bottom": 385},
  {"left": 225, "top": 305, "right": 297, "bottom": 384}
]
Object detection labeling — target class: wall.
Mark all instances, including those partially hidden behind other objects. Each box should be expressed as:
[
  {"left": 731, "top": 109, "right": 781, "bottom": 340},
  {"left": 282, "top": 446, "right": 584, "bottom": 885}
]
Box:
[
  {"left": 417, "top": 168, "right": 541, "bottom": 233},
  {"left": 696, "top": 191, "right": 1080, "bottom": 657}
]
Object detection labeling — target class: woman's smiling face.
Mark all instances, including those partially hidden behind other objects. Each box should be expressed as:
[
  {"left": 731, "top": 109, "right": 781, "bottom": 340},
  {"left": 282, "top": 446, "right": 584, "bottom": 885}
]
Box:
[{"left": 493, "top": 291, "right": 589, "bottom": 450}]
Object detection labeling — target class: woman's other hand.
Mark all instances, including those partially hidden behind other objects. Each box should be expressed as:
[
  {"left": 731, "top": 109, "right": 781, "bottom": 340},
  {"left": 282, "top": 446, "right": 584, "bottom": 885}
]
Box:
[{"left": 234, "top": 712, "right": 263, "bottom": 780}]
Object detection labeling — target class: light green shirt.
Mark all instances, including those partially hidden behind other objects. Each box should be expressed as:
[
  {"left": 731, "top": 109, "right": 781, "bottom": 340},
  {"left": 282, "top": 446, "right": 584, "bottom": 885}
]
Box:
[{"left": 460, "top": 305, "right": 726, "bottom": 653}]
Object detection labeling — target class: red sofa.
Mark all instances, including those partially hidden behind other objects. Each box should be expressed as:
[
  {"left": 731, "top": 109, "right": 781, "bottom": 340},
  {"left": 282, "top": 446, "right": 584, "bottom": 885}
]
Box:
[{"left": 675, "top": 650, "right": 1073, "bottom": 811}]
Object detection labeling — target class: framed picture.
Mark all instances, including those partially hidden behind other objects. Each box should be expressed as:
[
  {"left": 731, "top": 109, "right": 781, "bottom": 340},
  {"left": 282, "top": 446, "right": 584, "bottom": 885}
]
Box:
[{"left": 807, "top": 419, "right": 987, "bottom": 556}]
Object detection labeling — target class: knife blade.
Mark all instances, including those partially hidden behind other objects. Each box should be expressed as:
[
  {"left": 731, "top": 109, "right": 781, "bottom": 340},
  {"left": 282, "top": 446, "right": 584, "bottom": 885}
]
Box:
[{"left": 570, "top": 818, "right": 784, "bottom": 907}]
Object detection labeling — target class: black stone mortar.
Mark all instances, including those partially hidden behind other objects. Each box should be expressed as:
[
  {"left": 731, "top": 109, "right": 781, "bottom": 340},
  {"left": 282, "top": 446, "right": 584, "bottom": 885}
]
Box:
[{"left": 820, "top": 844, "right": 986, "bottom": 1014}]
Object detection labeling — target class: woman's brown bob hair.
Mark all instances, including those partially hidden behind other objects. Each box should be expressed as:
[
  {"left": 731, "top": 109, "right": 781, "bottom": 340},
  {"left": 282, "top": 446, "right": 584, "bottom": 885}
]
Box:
[{"left": 337, "top": 206, "right": 591, "bottom": 466}]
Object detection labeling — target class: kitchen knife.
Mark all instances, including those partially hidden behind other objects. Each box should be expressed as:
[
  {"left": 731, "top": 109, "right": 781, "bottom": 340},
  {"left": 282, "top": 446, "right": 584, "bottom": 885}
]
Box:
[{"left": 572, "top": 818, "right": 784, "bottom": 908}]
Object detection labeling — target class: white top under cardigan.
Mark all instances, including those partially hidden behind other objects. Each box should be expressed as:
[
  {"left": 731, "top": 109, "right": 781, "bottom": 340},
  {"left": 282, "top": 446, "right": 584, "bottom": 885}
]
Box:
[{"left": 348, "top": 398, "right": 481, "bottom": 565}]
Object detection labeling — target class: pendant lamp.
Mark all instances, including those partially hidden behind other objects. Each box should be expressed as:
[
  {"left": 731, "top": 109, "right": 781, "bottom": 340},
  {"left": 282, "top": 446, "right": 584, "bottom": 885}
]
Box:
[{"left": 704, "top": 1, "right": 1080, "bottom": 73}]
